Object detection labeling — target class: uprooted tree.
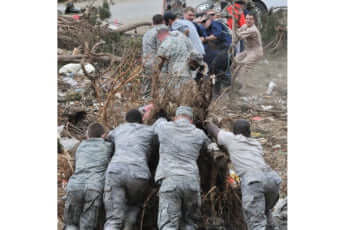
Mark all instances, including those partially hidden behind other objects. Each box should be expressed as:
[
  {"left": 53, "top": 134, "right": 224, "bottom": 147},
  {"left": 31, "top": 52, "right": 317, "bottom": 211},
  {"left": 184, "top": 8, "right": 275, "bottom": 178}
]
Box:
[{"left": 57, "top": 8, "right": 287, "bottom": 229}]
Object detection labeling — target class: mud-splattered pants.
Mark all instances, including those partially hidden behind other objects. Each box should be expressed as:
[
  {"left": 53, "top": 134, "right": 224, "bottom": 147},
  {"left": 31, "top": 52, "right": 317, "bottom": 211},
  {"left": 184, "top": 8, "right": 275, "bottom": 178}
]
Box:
[
  {"left": 240, "top": 169, "right": 281, "bottom": 230},
  {"left": 64, "top": 189, "right": 102, "bottom": 230},
  {"left": 103, "top": 171, "right": 150, "bottom": 230},
  {"left": 158, "top": 176, "right": 201, "bottom": 230}
]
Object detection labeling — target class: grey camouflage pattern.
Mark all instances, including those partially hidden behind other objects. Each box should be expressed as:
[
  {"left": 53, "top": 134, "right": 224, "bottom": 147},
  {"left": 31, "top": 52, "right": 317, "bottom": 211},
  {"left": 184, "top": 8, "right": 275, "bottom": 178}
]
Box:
[
  {"left": 64, "top": 189, "right": 102, "bottom": 230},
  {"left": 240, "top": 169, "right": 282, "bottom": 230},
  {"left": 66, "top": 138, "right": 113, "bottom": 193},
  {"left": 157, "top": 31, "right": 202, "bottom": 82},
  {"left": 272, "top": 197, "right": 287, "bottom": 230},
  {"left": 158, "top": 176, "right": 201, "bottom": 230},
  {"left": 152, "top": 117, "right": 211, "bottom": 182},
  {"left": 107, "top": 123, "right": 155, "bottom": 179},
  {"left": 103, "top": 166, "right": 150, "bottom": 230},
  {"left": 165, "top": 0, "right": 186, "bottom": 17},
  {"left": 143, "top": 24, "right": 169, "bottom": 73}
]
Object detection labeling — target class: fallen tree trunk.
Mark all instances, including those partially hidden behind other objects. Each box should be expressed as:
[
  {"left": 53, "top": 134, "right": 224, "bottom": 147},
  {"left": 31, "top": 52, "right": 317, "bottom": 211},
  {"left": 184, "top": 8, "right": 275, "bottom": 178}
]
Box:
[
  {"left": 116, "top": 22, "right": 152, "bottom": 33},
  {"left": 58, "top": 54, "right": 122, "bottom": 63}
]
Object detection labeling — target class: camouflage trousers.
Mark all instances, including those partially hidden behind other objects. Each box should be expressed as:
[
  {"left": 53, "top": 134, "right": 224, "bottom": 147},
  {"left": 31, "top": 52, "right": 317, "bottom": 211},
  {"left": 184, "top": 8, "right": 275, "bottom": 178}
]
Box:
[
  {"left": 158, "top": 176, "right": 201, "bottom": 230},
  {"left": 64, "top": 189, "right": 102, "bottom": 230},
  {"left": 272, "top": 197, "right": 287, "bottom": 230},
  {"left": 240, "top": 169, "right": 282, "bottom": 230},
  {"left": 103, "top": 171, "right": 150, "bottom": 230},
  {"left": 142, "top": 68, "right": 154, "bottom": 97}
]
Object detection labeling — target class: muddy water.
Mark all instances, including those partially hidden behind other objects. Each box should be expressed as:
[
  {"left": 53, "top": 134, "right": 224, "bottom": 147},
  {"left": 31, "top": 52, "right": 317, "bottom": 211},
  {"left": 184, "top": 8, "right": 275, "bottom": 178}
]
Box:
[{"left": 58, "top": 0, "right": 205, "bottom": 25}]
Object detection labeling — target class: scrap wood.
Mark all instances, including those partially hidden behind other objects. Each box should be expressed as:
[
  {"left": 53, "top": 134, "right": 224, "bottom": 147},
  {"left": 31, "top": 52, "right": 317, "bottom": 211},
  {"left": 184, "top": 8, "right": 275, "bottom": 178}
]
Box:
[
  {"left": 58, "top": 54, "right": 122, "bottom": 63},
  {"left": 116, "top": 22, "right": 152, "bottom": 33}
]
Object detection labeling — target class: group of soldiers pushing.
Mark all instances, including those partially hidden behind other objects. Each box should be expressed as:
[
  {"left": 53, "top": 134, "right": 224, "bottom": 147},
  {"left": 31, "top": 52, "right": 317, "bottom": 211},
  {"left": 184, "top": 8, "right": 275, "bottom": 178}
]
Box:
[
  {"left": 142, "top": 0, "right": 263, "bottom": 98},
  {"left": 63, "top": 1, "right": 283, "bottom": 230},
  {"left": 64, "top": 105, "right": 282, "bottom": 230}
]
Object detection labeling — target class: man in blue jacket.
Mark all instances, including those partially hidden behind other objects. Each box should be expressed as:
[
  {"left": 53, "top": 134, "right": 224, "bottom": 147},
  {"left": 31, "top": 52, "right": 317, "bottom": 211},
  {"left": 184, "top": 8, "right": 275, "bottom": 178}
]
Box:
[{"left": 199, "top": 10, "right": 232, "bottom": 97}]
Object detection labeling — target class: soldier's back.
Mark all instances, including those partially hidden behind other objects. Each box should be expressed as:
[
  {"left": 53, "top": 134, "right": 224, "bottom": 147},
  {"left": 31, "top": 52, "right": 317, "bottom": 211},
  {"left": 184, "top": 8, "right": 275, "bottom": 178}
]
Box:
[
  {"left": 154, "top": 118, "right": 208, "bottom": 181},
  {"left": 107, "top": 123, "right": 155, "bottom": 179},
  {"left": 67, "top": 138, "right": 112, "bottom": 192}
]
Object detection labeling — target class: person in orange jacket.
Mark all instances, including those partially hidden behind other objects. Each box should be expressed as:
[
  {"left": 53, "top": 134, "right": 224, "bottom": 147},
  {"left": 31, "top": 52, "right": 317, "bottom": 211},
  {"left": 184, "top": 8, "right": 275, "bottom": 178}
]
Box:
[{"left": 226, "top": 0, "right": 246, "bottom": 30}]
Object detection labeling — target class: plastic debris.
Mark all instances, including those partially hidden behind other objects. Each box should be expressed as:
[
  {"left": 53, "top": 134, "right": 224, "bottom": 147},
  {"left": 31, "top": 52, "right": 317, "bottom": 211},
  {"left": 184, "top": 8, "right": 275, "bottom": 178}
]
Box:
[
  {"left": 62, "top": 77, "right": 78, "bottom": 87},
  {"left": 207, "top": 143, "right": 220, "bottom": 152},
  {"left": 266, "top": 81, "right": 276, "bottom": 95},
  {"left": 252, "top": 116, "right": 263, "bottom": 121},
  {"left": 77, "top": 63, "right": 95, "bottom": 75},
  {"left": 272, "top": 144, "right": 281, "bottom": 149},
  {"left": 261, "top": 105, "right": 273, "bottom": 111},
  {"left": 251, "top": 132, "right": 262, "bottom": 138},
  {"left": 60, "top": 137, "right": 80, "bottom": 152},
  {"left": 59, "top": 63, "right": 95, "bottom": 76},
  {"left": 115, "top": 92, "right": 122, "bottom": 99},
  {"left": 57, "top": 125, "right": 65, "bottom": 139},
  {"left": 72, "top": 14, "right": 80, "bottom": 20},
  {"left": 227, "top": 169, "right": 240, "bottom": 186}
]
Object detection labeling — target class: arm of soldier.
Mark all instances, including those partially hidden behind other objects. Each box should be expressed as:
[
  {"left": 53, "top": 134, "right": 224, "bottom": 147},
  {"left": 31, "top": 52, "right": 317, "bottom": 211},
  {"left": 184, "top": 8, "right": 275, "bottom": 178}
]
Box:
[
  {"left": 172, "top": 21, "right": 190, "bottom": 37},
  {"left": 152, "top": 117, "right": 168, "bottom": 135},
  {"left": 205, "top": 121, "right": 220, "bottom": 140},
  {"left": 142, "top": 37, "right": 155, "bottom": 66}
]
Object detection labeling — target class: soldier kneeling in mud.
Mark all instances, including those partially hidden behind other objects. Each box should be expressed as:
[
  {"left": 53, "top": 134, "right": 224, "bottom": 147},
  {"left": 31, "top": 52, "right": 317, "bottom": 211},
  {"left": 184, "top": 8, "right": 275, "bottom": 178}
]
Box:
[{"left": 64, "top": 123, "right": 113, "bottom": 230}]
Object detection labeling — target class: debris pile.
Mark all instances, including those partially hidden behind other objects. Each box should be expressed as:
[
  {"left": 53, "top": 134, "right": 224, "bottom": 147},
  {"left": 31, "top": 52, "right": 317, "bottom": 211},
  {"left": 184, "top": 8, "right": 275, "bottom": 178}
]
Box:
[{"left": 57, "top": 10, "right": 287, "bottom": 230}]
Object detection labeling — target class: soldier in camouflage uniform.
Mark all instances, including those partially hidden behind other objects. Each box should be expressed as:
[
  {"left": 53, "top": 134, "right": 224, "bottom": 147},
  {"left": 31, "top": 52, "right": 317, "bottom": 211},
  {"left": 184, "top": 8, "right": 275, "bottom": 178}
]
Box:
[
  {"left": 163, "top": 0, "right": 186, "bottom": 18},
  {"left": 156, "top": 28, "right": 204, "bottom": 87},
  {"left": 142, "top": 14, "right": 168, "bottom": 96},
  {"left": 152, "top": 106, "right": 211, "bottom": 230},
  {"left": 64, "top": 123, "right": 113, "bottom": 230},
  {"left": 103, "top": 109, "right": 156, "bottom": 230},
  {"left": 206, "top": 119, "right": 281, "bottom": 230}
]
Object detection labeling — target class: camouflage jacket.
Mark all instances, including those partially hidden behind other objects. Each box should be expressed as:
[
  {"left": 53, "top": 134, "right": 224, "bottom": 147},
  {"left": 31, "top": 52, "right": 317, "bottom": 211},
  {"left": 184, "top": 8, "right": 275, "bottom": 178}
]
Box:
[
  {"left": 107, "top": 123, "right": 156, "bottom": 179},
  {"left": 142, "top": 24, "right": 169, "bottom": 72},
  {"left": 157, "top": 31, "right": 203, "bottom": 79},
  {"left": 66, "top": 138, "right": 113, "bottom": 192},
  {"left": 152, "top": 118, "right": 211, "bottom": 182}
]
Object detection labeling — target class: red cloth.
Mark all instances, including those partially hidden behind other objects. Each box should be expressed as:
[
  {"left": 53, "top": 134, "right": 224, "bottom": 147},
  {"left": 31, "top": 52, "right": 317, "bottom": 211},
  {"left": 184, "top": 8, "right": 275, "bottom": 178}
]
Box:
[
  {"left": 72, "top": 14, "right": 80, "bottom": 20},
  {"left": 226, "top": 3, "right": 246, "bottom": 30}
]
